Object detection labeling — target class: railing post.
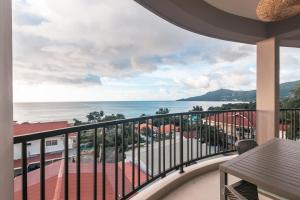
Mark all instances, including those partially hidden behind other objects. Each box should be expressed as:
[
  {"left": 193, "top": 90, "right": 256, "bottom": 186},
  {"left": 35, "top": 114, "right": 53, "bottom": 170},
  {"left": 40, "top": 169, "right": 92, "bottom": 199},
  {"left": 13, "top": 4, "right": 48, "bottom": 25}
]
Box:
[
  {"left": 256, "top": 37, "right": 279, "bottom": 144},
  {"left": 0, "top": 0, "right": 13, "bottom": 199},
  {"left": 179, "top": 114, "right": 184, "bottom": 174}
]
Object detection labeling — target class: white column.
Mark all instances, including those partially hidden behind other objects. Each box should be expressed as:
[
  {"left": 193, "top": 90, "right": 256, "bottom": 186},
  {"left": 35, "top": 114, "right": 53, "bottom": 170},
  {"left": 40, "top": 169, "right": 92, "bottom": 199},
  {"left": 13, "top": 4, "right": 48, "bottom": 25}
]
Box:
[
  {"left": 256, "top": 37, "right": 280, "bottom": 145},
  {"left": 0, "top": 0, "right": 13, "bottom": 199}
]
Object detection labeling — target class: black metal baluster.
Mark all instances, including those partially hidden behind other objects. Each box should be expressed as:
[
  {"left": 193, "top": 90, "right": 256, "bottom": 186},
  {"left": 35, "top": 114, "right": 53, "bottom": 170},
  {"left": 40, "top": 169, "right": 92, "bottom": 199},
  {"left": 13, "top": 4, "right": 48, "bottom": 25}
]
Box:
[
  {"left": 205, "top": 113, "right": 208, "bottom": 156},
  {"left": 247, "top": 111, "right": 250, "bottom": 139},
  {"left": 138, "top": 121, "right": 141, "bottom": 186},
  {"left": 158, "top": 118, "right": 161, "bottom": 174},
  {"left": 208, "top": 113, "right": 211, "bottom": 155},
  {"left": 242, "top": 111, "right": 245, "bottom": 140},
  {"left": 94, "top": 129, "right": 98, "bottom": 200},
  {"left": 294, "top": 110, "right": 296, "bottom": 140},
  {"left": 121, "top": 124, "right": 125, "bottom": 198},
  {"left": 64, "top": 134, "right": 69, "bottom": 200},
  {"left": 22, "top": 141, "right": 28, "bottom": 200},
  {"left": 196, "top": 114, "right": 199, "bottom": 158},
  {"left": 190, "top": 114, "right": 193, "bottom": 161},
  {"left": 231, "top": 112, "right": 233, "bottom": 150},
  {"left": 115, "top": 125, "right": 119, "bottom": 200},
  {"left": 239, "top": 112, "right": 242, "bottom": 140},
  {"left": 151, "top": 118, "right": 154, "bottom": 177},
  {"left": 225, "top": 112, "right": 228, "bottom": 151},
  {"left": 199, "top": 113, "right": 203, "bottom": 157},
  {"left": 102, "top": 128, "right": 106, "bottom": 200},
  {"left": 285, "top": 110, "right": 288, "bottom": 140},
  {"left": 214, "top": 113, "right": 217, "bottom": 154},
  {"left": 298, "top": 111, "right": 300, "bottom": 140},
  {"left": 187, "top": 115, "right": 189, "bottom": 163},
  {"left": 179, "top": 114, "right": 184, "bottom": 173},
  {"left": 169, "top": 117, "right": 172, "bottom": 169},
  {"left": 234, "top": 112, "right": 237, "bottom": 144},
  {"left": 162, "top": 118, "right": 166, "bottom": 176},
  {"left": 131, "top": 122, "right": 135, "bottom": 190},
  {"left": 249, "top": 111, "right": 253, "bottom": 139},
  {"left": 77, "top": 132, "right": 81, "bottom": 200},
  {"left": 217, "top": 112, "right": 220, "bottom": 153},
  {"left": 146, "top": 119, "right": 149, "bottom": 181},
  {"left": 173, "top": 116, "right": 177, "bottom": 167},
  {"left": 222, "top": 112, "right": 225, "bottom": 152},
  {"left": 40, "top": 138, "right": 45, "bottom": 200}
]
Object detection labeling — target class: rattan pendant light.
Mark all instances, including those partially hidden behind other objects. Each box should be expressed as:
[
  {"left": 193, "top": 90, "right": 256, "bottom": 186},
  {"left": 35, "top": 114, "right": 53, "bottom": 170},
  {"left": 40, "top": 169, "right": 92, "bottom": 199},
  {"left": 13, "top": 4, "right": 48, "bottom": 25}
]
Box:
[{"left": 256, "top": 0, "right": 300, "bottom": 22}]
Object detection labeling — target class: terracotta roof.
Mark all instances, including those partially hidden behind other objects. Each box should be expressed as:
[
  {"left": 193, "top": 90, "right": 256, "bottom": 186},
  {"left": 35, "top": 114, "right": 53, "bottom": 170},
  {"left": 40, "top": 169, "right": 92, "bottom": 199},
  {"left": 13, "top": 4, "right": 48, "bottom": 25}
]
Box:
[
  {"left": 205, "top": 111, "right": 256, "bottom": 128},
  {"left": 14, "top": 160, "right": 147, "bottom": 200},
  {"left": 160, "top": 124, "right": 179, "bottom": 133},
  {"left": 136, "top": 123, "right": 158, "bottom": 132},
  {"left": 205, "top": 111, "right": 289, "bottom": 131},
  {"left": 14, "top": 152, "right": 63, "bottom": 169},
  {"left": 13, "top": 121, "right": 69, "bottom": 136}
]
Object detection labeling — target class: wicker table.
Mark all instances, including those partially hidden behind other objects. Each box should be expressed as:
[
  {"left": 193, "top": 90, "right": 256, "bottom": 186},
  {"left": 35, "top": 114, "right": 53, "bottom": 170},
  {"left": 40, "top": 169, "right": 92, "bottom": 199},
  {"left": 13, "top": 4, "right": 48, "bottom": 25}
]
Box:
[{"left": 220, "top": 138, "right": 300, "bottom": 200}]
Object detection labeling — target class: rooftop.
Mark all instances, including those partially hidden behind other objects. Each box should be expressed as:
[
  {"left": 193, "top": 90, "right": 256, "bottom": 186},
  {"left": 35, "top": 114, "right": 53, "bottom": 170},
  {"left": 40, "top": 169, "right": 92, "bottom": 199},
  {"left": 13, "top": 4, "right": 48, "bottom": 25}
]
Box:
[{"left": 13, "top": 121, "right": 69, "bottom": 136}]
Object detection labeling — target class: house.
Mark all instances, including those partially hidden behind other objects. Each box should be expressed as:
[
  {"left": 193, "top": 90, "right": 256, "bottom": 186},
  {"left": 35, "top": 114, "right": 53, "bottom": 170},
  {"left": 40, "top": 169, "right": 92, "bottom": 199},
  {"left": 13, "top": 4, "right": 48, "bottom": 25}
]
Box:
[
  {"left": 204, "top": 111, "right": 290, "bottom": 141},
  {"left": 13, "top": 121, "right": 76, "bottom": 171}
]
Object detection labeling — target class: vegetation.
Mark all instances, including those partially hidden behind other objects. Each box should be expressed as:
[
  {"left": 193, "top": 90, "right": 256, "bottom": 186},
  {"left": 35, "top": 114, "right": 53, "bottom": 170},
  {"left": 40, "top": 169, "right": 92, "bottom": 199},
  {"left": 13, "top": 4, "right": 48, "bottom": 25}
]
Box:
[
  {"left": 155, "top": 108, "right": 170, "bottom": 115},
  {"left": 281, "top": 84, "right": 300, "bottom": 140},
  {"left": 178, "top": 80, "right": 300, "bottom": 101},
  {"left": 208, "top": 102, "right": 256, "bottom": 111},
  {"left": 189, "top": 105, "right": 203, "bottom": 112}
]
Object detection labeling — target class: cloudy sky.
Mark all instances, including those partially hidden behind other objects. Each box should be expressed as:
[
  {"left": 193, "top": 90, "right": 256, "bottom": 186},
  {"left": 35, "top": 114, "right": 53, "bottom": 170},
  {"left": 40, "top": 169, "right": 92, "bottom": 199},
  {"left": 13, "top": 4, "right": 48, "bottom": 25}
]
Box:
[{"left": 13, "top": 0, "right": 300, "bottom": 102}]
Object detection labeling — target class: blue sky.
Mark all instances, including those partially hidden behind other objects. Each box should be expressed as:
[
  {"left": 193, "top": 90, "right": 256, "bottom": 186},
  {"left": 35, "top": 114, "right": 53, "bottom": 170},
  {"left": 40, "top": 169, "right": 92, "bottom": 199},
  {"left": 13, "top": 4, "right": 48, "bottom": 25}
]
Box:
[{"left": 12, "top": 0, "right": 300, "bottom": 102}]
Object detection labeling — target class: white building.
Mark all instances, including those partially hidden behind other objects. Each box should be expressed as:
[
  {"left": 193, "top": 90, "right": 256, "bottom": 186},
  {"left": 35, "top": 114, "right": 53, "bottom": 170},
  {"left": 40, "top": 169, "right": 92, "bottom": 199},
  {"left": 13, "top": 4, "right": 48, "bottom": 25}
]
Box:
[{"left": 13, "top": 121, "right": 75, "bottom": 160}]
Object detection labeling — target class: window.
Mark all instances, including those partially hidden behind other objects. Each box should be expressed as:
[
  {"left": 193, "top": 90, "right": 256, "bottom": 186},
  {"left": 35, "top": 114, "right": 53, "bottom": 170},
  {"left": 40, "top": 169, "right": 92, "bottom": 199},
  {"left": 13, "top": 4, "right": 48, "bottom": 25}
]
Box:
[{"left": 46, "top": 140, "right": 58, "bottom": 146}]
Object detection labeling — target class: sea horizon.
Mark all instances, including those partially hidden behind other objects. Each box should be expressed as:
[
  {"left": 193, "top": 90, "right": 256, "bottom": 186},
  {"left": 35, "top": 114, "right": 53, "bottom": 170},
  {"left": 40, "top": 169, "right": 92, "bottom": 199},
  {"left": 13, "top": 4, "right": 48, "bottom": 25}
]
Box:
[{"left": 14, "top": 100, "right": 245, "bottom": 123}]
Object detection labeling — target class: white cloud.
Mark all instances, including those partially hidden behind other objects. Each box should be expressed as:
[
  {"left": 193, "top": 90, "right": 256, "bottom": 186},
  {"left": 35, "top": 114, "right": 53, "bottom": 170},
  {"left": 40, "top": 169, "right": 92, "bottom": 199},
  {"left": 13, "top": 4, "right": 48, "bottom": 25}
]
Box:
[{"left": 12, "top": 0, "right": 300, "bottom": 102}]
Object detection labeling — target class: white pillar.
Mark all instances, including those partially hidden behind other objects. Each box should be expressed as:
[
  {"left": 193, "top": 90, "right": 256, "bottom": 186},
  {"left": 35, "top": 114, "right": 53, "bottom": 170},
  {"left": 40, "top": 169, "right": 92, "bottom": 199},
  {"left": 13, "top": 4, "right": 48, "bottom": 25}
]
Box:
[
  {"left": 0, "top": 0, "right": 13, "bottom": 199},
  {"left": 256, "top": 37, "right": 280, "bottom": 145}
]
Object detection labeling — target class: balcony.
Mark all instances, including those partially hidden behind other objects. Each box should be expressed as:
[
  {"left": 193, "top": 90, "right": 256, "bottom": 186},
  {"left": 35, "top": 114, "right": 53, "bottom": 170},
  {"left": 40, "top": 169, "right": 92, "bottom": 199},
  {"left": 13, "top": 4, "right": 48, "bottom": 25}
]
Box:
[
  {"left": 13, "top": 109, "right": 299, "bottom": 200},
  {"left": 1, "top": 0, "right": 300, "bottom": 199}
]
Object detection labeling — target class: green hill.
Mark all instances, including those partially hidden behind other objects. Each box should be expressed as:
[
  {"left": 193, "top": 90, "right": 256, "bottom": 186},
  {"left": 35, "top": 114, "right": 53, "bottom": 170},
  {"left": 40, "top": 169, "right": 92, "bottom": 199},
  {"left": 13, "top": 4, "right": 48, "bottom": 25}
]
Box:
[{"left": 178, "top": 80, "right": 300, "bottom": 101}]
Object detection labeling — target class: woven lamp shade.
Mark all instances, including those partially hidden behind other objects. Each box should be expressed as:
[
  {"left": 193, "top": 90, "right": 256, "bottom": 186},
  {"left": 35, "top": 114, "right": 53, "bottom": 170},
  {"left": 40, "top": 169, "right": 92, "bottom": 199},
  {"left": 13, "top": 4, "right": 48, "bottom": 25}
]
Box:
[{"left": 256, "top": 0, "right": 300, "bottom": 22}]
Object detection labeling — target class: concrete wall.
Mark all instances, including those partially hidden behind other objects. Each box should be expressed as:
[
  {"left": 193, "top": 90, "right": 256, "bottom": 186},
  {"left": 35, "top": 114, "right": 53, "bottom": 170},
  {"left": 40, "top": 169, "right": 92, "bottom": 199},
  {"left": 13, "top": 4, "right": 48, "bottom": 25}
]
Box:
[
  {"left": 14, "top": 136, "right": 74, "bottom": 160},
  {"left": 256, "top": 38, "right": 279, "bottom": 145},
  {"left": 0, "top": 0, "right": 13, "bottom": 199}
]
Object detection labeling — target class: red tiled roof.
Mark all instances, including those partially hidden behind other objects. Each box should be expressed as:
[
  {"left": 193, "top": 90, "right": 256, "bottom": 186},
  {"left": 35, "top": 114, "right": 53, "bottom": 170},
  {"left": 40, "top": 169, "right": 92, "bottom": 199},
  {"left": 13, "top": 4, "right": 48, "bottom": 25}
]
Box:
[
  {"left": 205, "top": 111, "right": 289, "bottom": 131},
  {"left": 136, "top": 123, "right": 158, "bottom": 132},
  {"left": 160, "top": 124, "right": 179, "bottom": 133},
  {"left": 14, "top": 152, "right": 63, "bottom": 169},
  {"left": 13, "top": 121, "right": 69, "bottom": 136},
  {"left": 205, "top": 111, "right": 256, "bottom": 128},
  {"left": 14, "top": 160, "right": 147, "bottom": 200}
]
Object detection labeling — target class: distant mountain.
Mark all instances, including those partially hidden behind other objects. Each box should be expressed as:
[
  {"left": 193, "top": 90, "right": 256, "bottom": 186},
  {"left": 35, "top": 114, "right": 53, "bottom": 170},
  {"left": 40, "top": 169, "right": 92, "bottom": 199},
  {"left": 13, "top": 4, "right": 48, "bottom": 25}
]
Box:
[{"left": 178, "top": 80, "right": 300, "bottom": 102}]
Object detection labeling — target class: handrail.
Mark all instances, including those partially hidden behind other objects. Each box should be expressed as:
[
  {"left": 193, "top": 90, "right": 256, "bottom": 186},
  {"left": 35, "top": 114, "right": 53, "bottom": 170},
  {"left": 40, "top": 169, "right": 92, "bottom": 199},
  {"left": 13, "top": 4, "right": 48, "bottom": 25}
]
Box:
[{"left": 14, "top": 109, "right": 256, "bottom": 143}]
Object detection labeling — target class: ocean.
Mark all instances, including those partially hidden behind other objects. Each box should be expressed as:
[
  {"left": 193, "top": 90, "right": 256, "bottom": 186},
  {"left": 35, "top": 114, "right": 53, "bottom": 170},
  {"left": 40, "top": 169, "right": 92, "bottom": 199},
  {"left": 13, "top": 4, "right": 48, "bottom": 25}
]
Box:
[{"left": 13, "top": 101, "right": 242, "bottom": 123}]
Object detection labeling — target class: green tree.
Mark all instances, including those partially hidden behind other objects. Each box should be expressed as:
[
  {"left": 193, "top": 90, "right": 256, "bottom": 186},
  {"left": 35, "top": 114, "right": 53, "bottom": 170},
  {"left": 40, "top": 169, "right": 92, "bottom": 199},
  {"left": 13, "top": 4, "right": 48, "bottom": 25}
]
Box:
[
  {"left": 190, "top": 105, "right": 203, "bottom": 112},
  {"left": 86, "top": 111, "right": 104, "bottom": 123},
  {"left": 156, "top": 108, "right": 170, "bottom": 115},
  {"left": 281, "top": 84, "right": 300, "bottom": 140},
  {"left": 73, "top": 118, "right": 83, "bottom": 126},
  {"left": 282, "top": 84, "right": 300, "bottom": 108},
  {"left": 208, "top": 102, "right": 256, "bottom": 111},
  {"left": 101, "top": 114, "right": 125, "bottom": 122}
]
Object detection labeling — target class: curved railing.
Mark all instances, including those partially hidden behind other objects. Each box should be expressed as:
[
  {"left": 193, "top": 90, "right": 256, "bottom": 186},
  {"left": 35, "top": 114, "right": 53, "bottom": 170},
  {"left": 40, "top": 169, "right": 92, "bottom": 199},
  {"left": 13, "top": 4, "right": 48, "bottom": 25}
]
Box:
[
  {"left": 14, "top": 110, "right": 257, "bottom": 200},
  {"left": 279, "top": 108, "right": 300, "bottom": 141}
]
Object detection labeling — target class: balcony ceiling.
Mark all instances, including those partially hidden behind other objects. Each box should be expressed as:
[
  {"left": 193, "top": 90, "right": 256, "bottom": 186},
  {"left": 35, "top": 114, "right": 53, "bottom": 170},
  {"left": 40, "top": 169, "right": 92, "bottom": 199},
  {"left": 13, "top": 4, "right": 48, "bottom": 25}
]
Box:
[
  {"left": 135, "top": 0, "right": 300, "bottom": 47},
  {"left": 204, "top": 0, "right": 260, "bottom": 21}
]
